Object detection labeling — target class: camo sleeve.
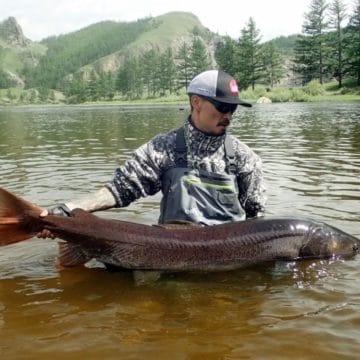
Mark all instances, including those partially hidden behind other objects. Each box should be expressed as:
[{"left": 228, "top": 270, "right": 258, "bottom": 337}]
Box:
[
  {"left": 232, "top": 138, "right": 266, "bottom": 218},
  {"left": 105, "top": 132, "right": 176, "bottom": 208}
]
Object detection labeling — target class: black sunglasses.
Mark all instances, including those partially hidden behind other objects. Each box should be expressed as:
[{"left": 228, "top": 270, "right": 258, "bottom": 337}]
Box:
[{"left": 202, "top": 96, "right": 238, "bottom": 114}]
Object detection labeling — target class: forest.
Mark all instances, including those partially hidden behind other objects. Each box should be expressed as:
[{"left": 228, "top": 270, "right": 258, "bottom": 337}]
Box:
[{"left": 0, "top": 0, "right": 359, "bottom": 104}]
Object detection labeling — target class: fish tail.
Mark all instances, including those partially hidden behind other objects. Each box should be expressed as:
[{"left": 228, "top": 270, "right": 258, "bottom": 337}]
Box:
[{"left": 0, "top": 187, "right": 43, "bottom": 245}]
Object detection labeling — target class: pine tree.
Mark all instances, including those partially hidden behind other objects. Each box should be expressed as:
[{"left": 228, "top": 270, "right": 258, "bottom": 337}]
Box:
[
  {"left": 105, "top": 71, "right": 116, "bottom": 100},
  {"left": 88, "top": 70, "right": 100, "bottom": 101},
  {"left": 141, "top": 49, "right": 159, "bottom": 96},
  {"left": 176, "top": 42, "right": 192, "bottom": 90},
  {"left": 116, "top": 57, "right": 143, "bottom": 99},
  {"left": 65, "top": 73, "right": 87, "bottom": 103},
  {"left": 159, "top": 47, "right": 177, "bottom": 95},
  {"left": 346, "top": 0, "right": 360, "bottom": 84},
  {"left": 328, "top": 0, "right": 348, "bottom": 87},
  {"left": 190, "top": 37, "right": 210, "bottom": 77},
  {"left": 261, "top": 43, "right": 285, "bottom": 88},
  {"left": 214, "top": 36, "right": 237, "bottom": 75},
  {"left": 98, "top": 72, "right": 108, "bottom": 100},
  {"left": 236, "top": 17, "right": 262, "bottom": 90},
  {"left": 295, "top": 0, "right": 329, "bottom": 84}
]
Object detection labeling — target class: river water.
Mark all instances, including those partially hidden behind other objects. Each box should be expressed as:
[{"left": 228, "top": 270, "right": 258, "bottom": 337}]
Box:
[{"left": 0, "top": 102, "right": 359, "bottom": 359}]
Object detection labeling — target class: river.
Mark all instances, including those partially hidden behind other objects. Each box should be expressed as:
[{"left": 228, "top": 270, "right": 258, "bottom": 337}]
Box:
[{"left": 0, "top": 102, "right": 359, "bottom": 359}]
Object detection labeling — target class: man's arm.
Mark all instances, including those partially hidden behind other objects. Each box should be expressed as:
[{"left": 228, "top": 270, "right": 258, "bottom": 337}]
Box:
[
  {"left": 105, "top": 133, "right": 174, "bottom": 207},
  {"left": 38, "top": 131, "right": 174, "bottom": 239},
  {"left": 240, "top": 164, "right": 266, "bottom": 218},
  {"left": 40, "top": 186, "right": 116, "bottom": 217},
  {"left": 233, "top": 140, "right": 266, "bottom": 219},
  {"left": 37, "top": 187, "right": 117, "bottom": 238}
]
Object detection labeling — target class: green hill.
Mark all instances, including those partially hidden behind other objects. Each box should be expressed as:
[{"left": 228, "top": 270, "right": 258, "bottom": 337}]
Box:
[
  {"left": 0, "top": 12, "right": 214, "bottom": 91},
  {"left": 85, "top": 12, "right": 214, "bottom": 75}
]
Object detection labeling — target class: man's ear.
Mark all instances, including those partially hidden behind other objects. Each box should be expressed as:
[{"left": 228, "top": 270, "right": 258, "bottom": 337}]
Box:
[{"left": 190, "top": 94, "right": 202, "bottom": 111}]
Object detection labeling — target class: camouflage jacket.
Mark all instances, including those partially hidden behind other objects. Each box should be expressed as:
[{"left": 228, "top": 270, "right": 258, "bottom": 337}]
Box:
[{"left": 106, "top": 117, "right": 266, "bottom": 218}]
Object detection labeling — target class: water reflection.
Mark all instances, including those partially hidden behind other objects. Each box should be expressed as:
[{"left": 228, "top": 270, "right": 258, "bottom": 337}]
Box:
[{"left": 231, "top": 103, "right": 360, "bottom": 233}]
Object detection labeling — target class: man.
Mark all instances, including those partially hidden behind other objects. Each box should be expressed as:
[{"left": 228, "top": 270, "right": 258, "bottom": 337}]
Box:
[{"left": 38, "top": 69, "right": 265, "bottom": 238}]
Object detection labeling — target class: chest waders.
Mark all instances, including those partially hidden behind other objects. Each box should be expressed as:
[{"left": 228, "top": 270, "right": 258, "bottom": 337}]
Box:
[{"left": 159, "top": 127, "right": 246, "bottom": 225}]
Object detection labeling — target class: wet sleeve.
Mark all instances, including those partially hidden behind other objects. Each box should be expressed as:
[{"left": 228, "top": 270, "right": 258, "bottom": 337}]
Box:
[{"left": 236, "top": 147, "right": 266, "bottom": 218}]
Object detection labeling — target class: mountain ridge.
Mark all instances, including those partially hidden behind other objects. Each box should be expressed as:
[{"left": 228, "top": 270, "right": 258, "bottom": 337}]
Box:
[
  {"left": 0, "top": 12, "right": 217, "bottom": 88},
  {"left": 0, "top": 13, "right": 298, "bottom": 92},
  {"left": 0, "top": 16, "right": 31, "bottom": 47}
]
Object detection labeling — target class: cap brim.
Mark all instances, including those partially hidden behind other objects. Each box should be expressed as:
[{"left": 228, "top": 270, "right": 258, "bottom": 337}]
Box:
[
  {"left": 238, "top": 100, "right": 252, "bottom": 108},
  {"left": 216, "top": 96, "right": 252, "bottom": 107}
]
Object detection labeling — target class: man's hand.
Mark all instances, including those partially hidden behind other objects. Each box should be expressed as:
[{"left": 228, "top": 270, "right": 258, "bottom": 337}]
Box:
[
  {"left": 37, "top": 204, "right": 71, "bottom": 239},
  {"left": 36, "top": 187, "right": 116, "bottom": 239},
  {"left": 45, "top": 204, "right": 72, "bottom": 217}
]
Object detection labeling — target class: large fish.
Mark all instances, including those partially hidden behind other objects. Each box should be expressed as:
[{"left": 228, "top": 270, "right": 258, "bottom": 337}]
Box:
[{"left": 0, "top": 187, "right": 359, "bottom": 273}]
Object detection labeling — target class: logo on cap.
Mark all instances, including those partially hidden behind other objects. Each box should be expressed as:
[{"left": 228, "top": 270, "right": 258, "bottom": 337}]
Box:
[{"left": 229, "top": 79, "right": 239, "bottom": 95}]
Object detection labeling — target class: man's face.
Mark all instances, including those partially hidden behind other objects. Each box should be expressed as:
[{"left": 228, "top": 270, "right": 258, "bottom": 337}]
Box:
[{"left": 190, "top": 95, "right": 237, "bottom": 136}]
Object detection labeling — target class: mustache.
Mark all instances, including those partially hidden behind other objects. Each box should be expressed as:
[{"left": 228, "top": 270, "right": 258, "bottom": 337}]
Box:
[{"left": 217, "top": 119, "right": 230, "bottom": 127}]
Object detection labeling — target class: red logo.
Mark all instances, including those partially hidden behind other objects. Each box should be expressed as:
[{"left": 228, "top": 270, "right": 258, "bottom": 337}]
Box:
[{"left": 229, "top": 79, "right": 239, "bottom": 95}]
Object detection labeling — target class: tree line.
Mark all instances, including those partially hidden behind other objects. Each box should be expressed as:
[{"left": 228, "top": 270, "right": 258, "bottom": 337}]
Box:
[
  {"left": 295, "top": 0, "right": 360, "bottom": 87},
  {"left": 214, "top": 19, "right": 284, "bottom": 90},
  {"left": 63, "top": 31, "right": 284, "bottom": 103},
  {"left": 216, "top": 0, "right": 360, "bottom": 90},
  {"left": 60, "top": 36, "right": 210, "bottom": 103},
  {"left": 60, "top": 0, "right": 360, "bottom": 103}
]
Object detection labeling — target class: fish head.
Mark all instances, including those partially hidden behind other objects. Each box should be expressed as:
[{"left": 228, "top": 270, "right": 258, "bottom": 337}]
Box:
[{"left": 299, "top": 223, "right": 360, "bottom": 259}]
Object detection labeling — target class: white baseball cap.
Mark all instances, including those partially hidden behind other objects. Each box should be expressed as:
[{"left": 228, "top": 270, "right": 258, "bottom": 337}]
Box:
[{"left": 187, "top": 69, "right": 252, "bottom": 107}]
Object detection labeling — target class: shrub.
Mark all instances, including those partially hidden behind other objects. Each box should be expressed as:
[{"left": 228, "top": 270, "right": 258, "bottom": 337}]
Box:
[
  {"left": 290, "top": 88, "right": 311, "bottom": 102},
  {"left": 268, "top": 88, "right": 292, "bottom": 102},
  {"left": 303, "top": 80, "right": 325, "bottom": 96},
  {"left": 240, "top": 85, "right": 268, "bottom": 100}
]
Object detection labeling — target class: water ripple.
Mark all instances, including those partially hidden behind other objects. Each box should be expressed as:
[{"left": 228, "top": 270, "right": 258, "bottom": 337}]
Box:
[{"left": 0, "top": 103, "right": 359, "bottom": 358}]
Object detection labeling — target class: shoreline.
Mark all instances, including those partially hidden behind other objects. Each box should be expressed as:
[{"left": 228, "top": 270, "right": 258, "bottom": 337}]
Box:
[{"left": 1, "top": 95, "right": 360, "bottom": 108}]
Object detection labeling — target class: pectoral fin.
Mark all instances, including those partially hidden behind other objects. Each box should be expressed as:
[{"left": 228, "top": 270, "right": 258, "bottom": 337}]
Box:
[{"left": 56, "top": 241, "right": 90, "bottom": 270}]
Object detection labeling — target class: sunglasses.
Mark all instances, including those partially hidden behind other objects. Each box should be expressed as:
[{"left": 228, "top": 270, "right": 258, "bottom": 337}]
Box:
[{"left": 202, "top": 97, "right": 238, "bottom": 114}]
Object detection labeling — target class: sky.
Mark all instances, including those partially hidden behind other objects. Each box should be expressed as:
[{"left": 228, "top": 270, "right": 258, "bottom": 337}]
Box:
[{"left": 0, "top": 0, "right": 355, "bottom": 42}]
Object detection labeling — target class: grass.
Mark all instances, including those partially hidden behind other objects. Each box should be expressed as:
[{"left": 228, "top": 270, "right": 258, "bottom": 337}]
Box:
[{"left": 240, "top": 79, "right": 360, "bottom": 104}]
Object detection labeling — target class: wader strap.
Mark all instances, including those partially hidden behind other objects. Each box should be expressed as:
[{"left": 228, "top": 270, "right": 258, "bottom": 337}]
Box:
[
  {"left": 175, "top": 127, "right": 236, "bottom": 174},
  {"left": 224, "top": 135, "right": 236, "bottom": 174},
  {"left": 175, "top": 127, "right": 188, "bottom": 168}
]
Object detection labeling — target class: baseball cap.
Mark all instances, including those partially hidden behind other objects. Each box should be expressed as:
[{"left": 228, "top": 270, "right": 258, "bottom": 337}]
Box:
[{"left": 187, "top": 70, "right": 252, "bottom": 107}]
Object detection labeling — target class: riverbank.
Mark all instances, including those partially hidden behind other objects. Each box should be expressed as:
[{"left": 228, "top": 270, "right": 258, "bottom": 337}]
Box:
[
  {"left": 240, "top": 79, "right": 360, "bottom": 104},
  {"left": 1, "top": 80, "right": 360, "bottom": 107}
]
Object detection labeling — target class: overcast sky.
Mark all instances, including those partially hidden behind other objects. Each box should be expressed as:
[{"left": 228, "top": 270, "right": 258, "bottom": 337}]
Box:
[{"left": 0, "top": 0, "right": 355, "bottom": 42}]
